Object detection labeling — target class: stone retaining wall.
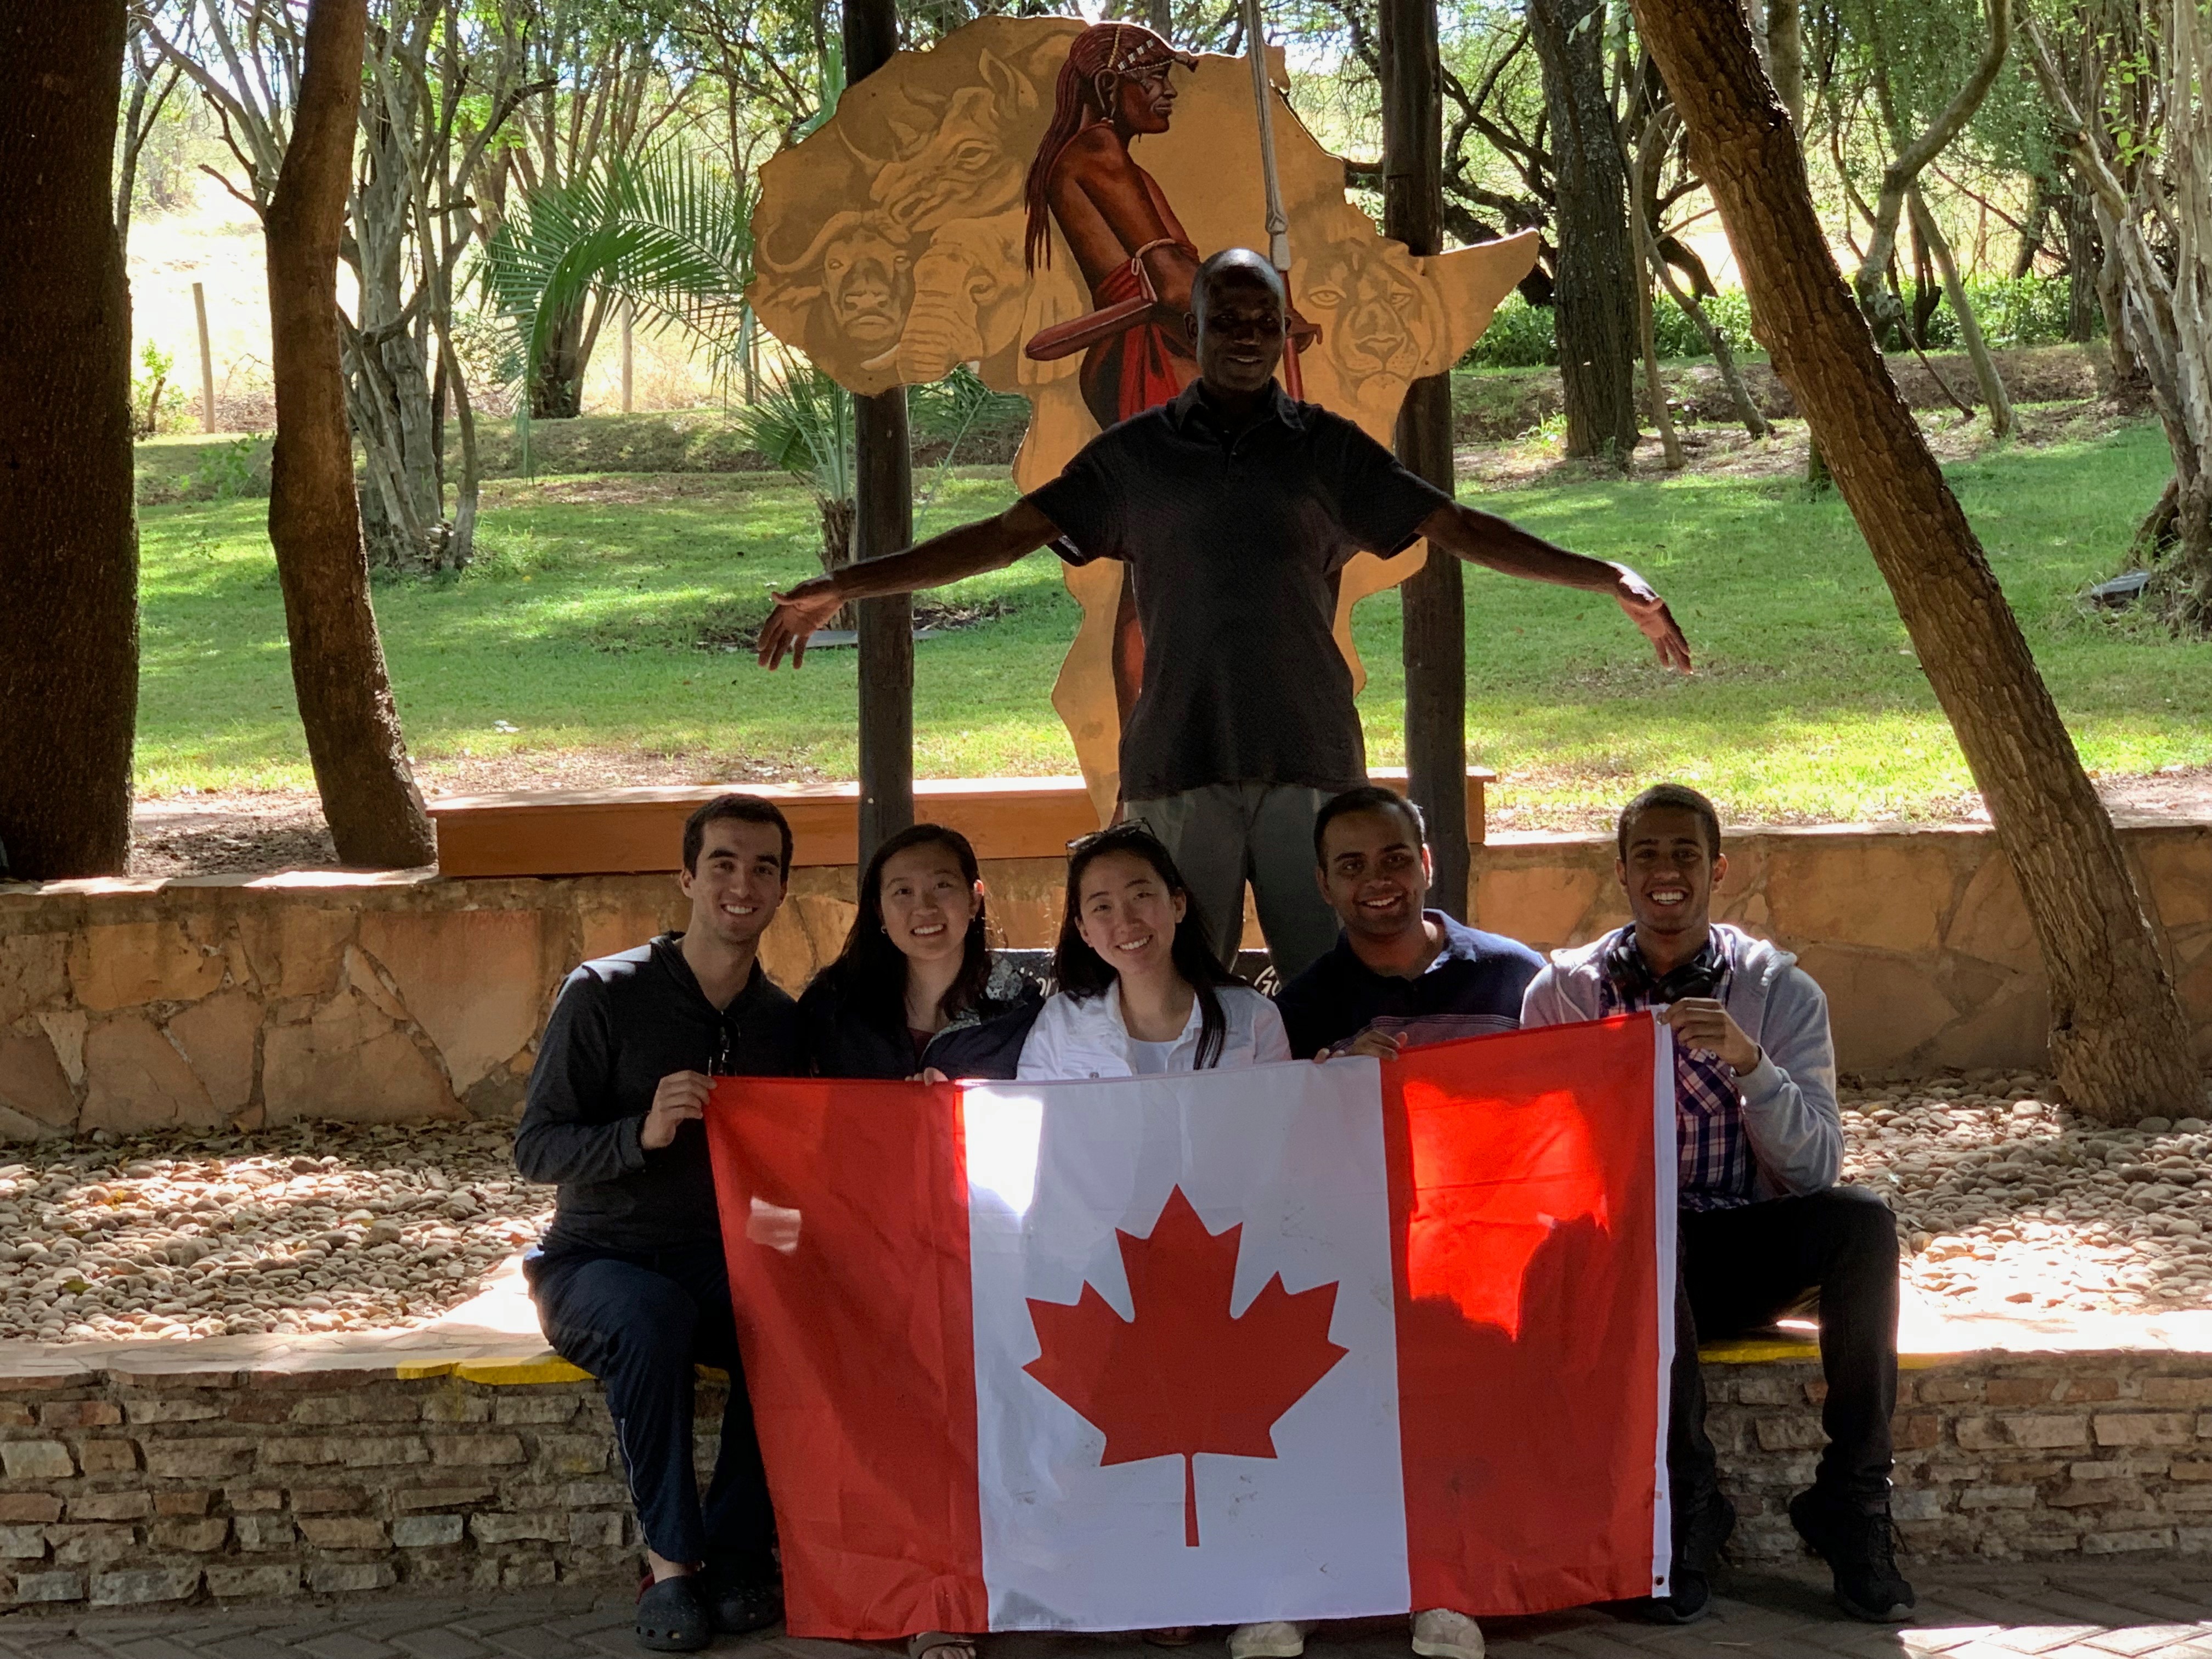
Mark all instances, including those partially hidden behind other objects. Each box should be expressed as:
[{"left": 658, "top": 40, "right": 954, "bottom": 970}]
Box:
[
  {"left": 1, "top": 821, "right": 2208, "bottom": 1139},
  {"left": 1477, "top": 820, "right": 2212, "bottom": 1080},
  {"left": 0, "top": 1350, "right": 2207, "bottom": 1608},
  {"left": 1718, "top": 1354, "right": 2212, "bottom": 1561}
]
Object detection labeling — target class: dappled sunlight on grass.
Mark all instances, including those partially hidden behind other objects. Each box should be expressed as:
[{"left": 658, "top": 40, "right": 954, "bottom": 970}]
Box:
[{"left": 136, "top": 424, "right": 2212, "bottom": 812}]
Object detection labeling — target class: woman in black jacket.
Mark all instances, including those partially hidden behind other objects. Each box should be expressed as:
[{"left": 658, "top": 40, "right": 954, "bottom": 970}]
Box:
[{"left": 797, "top": 823, "right": 1041, "bottom": 1081}]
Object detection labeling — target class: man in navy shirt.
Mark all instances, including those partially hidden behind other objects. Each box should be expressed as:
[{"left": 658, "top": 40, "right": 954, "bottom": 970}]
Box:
[
  {"left": 1274, "top": 785, "right": 1542, "bottom": 1061},
  {"left": 755, "top": 249, "right": 1691, "bottom": 983}
]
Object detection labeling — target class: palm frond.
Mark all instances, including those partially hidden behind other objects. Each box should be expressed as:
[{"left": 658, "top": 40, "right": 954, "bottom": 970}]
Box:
[
  {"left": 726, "top": 363, "right": 853, "bottom": 502},
  {"left": 478, "top": 151, "right": 757, "bottom": 399}
]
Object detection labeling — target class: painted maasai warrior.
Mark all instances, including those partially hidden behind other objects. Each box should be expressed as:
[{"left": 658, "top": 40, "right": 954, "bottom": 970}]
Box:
[
  {"left": 1022, "top": 24, "right": 1203, "bottom": 727},
  {"left": 1022, "top": 22, "right": 1203, "bottom": 434}
]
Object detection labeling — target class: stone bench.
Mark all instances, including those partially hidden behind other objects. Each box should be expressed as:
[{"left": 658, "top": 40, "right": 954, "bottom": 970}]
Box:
[{"left": 1, "top": 1300, "right": 2210, "bottom": 1611}]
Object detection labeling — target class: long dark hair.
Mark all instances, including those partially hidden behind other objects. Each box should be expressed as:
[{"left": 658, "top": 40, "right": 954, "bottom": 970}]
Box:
[
  {"left": 1052, "top": 823, "right": 1238, "bottom": 1069},
  {"left": 822, "top": 824, "right": 992, "bottom": 1034}
]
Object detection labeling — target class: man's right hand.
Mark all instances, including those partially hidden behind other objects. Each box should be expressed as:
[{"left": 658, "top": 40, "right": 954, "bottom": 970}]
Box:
[
  {"left": 757, "top": 577, "right": 844, "bottom": 670},
  {"left": 641, "top": 1071, "right": 713, "bottom": 1150},
  {"left": 1317, "top": 1029, "right": 1406, "bottom": 1063}
]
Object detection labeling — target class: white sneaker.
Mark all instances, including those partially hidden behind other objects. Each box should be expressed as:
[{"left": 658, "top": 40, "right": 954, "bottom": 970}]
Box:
[
  {"left": 1228, "top": 1622, "right": 1310, "bottom": 1659},
  {"left": 1410, "top": 1609, "right": 1484, "bottom": 1659}
]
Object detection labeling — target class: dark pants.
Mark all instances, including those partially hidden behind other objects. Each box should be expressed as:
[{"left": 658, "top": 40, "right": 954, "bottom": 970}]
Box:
[
  {"left": 1668, "top": 1186, "right": 1900, "bottom": 1528},
  {"left": 1126, "top": 782, "right": 1340, "bottom": 980},
  {"left": 527, "top": 1240, "right": 775, "bottom": 1574}
]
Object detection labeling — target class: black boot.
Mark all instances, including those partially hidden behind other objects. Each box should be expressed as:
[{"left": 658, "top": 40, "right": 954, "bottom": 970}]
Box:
[
  {"left": 1620, "top": 1489, "right": 1734, "bottom": 1624},
  {"left": 1788, "top": 1487, "right": 1915, "bottom": 1622},
  {"left": 635, "top": 1575, "right": 713, "bottom": 1653}
]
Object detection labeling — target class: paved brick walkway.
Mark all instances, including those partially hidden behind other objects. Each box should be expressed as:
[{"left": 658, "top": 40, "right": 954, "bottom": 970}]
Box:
[{"left": 8, "top": 1566, "right": 2212, "bottom": 1659}]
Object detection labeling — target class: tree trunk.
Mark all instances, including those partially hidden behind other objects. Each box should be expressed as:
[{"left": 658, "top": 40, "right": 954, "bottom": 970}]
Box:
[
  {"left": 115, "top": 65, "right": 149, "bottom": 259},
  {"left": 1634, "top": 246, "right": 1681, "bottom": 469},
  {"left": 1632, "top": 108, "right": 1683, "bottom": 469},
  {"left": 1656, "top": 249, "right": 1770, "bottom": 436},
  {"left": 1765, "top": 0, "right": 1804, "bottom": 127},
  {"left": 264, "top": 0, "right": 435, "bottom": 870},
  {"left": 1852, "top": 0, "right": 2012, "bottom": 349},
  {"left": 348, "top": 96, "right": 452, "bottom": 573},
  {"left": 1383, "top": 0, "right": 1470, "bottom": 917},
  {"left": 0, "top": 3, "right": 138, "bottom": 879},
  {"left": 1912, "top": 185, "right": 2015, "bottom": 439},
  {"left": 349, "top": 318, "right": 448, "bottom": 571},
  {"left": 438, "top": 328, "right": 481, "bottom": 571},
  {"left": 531, "top": 300, "right": 588, "bottom": 419},
  {"left": 847, "top": 0, "right": 913, "bottom": 865},
  {"left": 1631, "top": 0, "right": 2202, "bottom": 1126},
  {"left": 1527, "top": 0, "right": 1639, "bottom": 461},
  {"left": 818, "top": 495, "right": 857, "bottom": 630},
  {"left": 2010, "top": 168, "right": 2055, "bottom": 279},
  {"left": 2064, "top": 167, "right": 2100, "bottom": 343},
  {"left": 2098, "top": 242, "right": 2153, "bottom": 414}
]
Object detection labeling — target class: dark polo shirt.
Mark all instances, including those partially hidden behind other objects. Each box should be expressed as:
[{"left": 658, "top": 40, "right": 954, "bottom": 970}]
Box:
[
  {"left": 516, "top": 933, "right": 800, "bottom": 1255},
  {"left": 1273, "top": 910, "right": 1545, "bottom": 1060},
  {"left": 1024, "top": 382, "right": 1450, "bottom": 800}
]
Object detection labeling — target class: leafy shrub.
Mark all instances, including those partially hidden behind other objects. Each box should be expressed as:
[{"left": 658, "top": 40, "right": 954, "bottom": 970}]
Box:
[
  {"left": 132, "top": 341, "right": 194, "bottom": 438},
  {"left": 190, "top": 435, "right": 272, "bottom": 501},
  {"left": 1461, "top": 274, "right": 2085, "bottom": 371},
  {"left": 1914, "top": 273, "right": 2078, "bottom": 351},
  {"left": 1462, "top": 295, "right": 1558, "bottom": 369}
]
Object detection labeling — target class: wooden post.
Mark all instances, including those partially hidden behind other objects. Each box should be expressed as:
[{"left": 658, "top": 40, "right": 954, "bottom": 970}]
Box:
[
  {"left": 844, "top": 0, "right": 915, "bottom": 862},
  {"left": 193, "top": 280, "right": 216, "bottom": 433},
  {"left": 619, "top": 301, "right": 634, "bottom": 413},
  {"left": 1380, "top": 0, "right": 1469, "bottom": 917}
]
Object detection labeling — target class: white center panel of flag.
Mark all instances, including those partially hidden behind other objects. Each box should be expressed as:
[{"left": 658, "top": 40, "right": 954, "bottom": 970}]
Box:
[{"left": 962, "top": 1059, "right": 1411, "bottom": 1632}]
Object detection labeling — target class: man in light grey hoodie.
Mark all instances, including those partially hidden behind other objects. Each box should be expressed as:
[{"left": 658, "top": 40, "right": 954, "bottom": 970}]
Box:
[{"left": 1520, "top": 783, "right": 1910, "bottom": 1628}]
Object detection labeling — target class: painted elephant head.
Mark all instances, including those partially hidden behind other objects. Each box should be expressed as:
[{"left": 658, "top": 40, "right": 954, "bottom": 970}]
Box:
[{"left": 860, "top": 211, "right": 1029, "bottom": 383}]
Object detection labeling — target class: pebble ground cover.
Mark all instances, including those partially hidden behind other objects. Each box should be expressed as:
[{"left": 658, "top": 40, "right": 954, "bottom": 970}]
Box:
[
  {"left": 2, "top": 1072, "right": 2209, "bottom": 1344},
  {"left": 0, "top": 1121, "right": 537, "bottom": 1342},
  {"left": 1849, "top": 1071, "right": 2212, "bottom": 1314}
]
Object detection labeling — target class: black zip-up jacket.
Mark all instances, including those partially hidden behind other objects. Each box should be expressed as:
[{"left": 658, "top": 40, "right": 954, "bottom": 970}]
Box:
[
  {"left": 516, "top": 933, "right": 800, "bottom": 1255},
  {"left": 795, "top": 960, "right": 1043, "bottom": 1081}
]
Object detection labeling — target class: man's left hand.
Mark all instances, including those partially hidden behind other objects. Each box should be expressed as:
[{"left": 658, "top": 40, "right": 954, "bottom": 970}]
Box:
[
  {"left": 1662, "top": 998, "right": 1760, "bottom": 1075},
  {"left": 1610, "top": 565, "right": 1694, "bottom": 673}
]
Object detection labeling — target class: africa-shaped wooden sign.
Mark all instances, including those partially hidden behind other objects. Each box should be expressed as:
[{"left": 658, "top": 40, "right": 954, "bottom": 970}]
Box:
[{"left": 749, "top": 15, "right": 1538, "bottom": 814}]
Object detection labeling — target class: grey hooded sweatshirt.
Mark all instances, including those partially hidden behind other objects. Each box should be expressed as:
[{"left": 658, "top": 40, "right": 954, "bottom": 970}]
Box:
[{"left": 1519, "top": 924, "right": 1842, "bottom": 1202}]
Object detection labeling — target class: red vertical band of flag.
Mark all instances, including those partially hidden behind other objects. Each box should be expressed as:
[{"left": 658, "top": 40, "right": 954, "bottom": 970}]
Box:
[
  {"left": 705, "top": 1077, "right": 989, "bottom": 1639},
  {"left": 1385, "top": 1016, "right": 1666, "bottom": 1614}
]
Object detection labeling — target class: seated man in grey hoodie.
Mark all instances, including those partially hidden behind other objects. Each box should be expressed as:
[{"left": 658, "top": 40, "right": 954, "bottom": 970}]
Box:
[{"left": 1520, "top": 783, "right": 1909, "bottom": 1628}]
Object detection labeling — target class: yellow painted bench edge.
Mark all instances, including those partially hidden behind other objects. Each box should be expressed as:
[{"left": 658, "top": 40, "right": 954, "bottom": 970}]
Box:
[
  {"left": 1699, "top": 1336, "right": 1952, "bottom": 1369},
  {"left": 395, "top": 1354, "right": 731, "bottom": 1386}
]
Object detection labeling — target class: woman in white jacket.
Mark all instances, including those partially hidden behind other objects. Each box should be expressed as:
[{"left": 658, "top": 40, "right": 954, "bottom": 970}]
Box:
[
  {"left": 1017, "top": 825, "right": 1292, "bottom": 1657},
  {"left": 1018, "top": 823, "right": 1289, "bottom": 1080}
]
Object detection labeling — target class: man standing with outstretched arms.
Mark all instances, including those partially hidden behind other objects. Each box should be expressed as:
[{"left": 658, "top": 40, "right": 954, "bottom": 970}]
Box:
[
  {"left": 515, "top": 795, "right": 802, "bottom": 1654},
  {"left": 758, "top": 249, "right": 1694, "bottom": 982}
]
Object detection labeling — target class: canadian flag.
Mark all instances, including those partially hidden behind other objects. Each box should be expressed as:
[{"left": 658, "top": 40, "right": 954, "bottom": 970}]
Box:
[{"left": 707, "top": 1015, "right": 1676, "bottom": 1638}]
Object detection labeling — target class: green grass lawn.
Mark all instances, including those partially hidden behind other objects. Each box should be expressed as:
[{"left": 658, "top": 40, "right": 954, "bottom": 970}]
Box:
[{"left": 137, "top": 415, "right": 2212, "bottom": 823}]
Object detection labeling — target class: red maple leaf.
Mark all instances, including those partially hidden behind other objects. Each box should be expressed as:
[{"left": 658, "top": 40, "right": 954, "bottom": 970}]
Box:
[{"left": 1023, "top": 1187, "right": 1348, "bottom": 1547}]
